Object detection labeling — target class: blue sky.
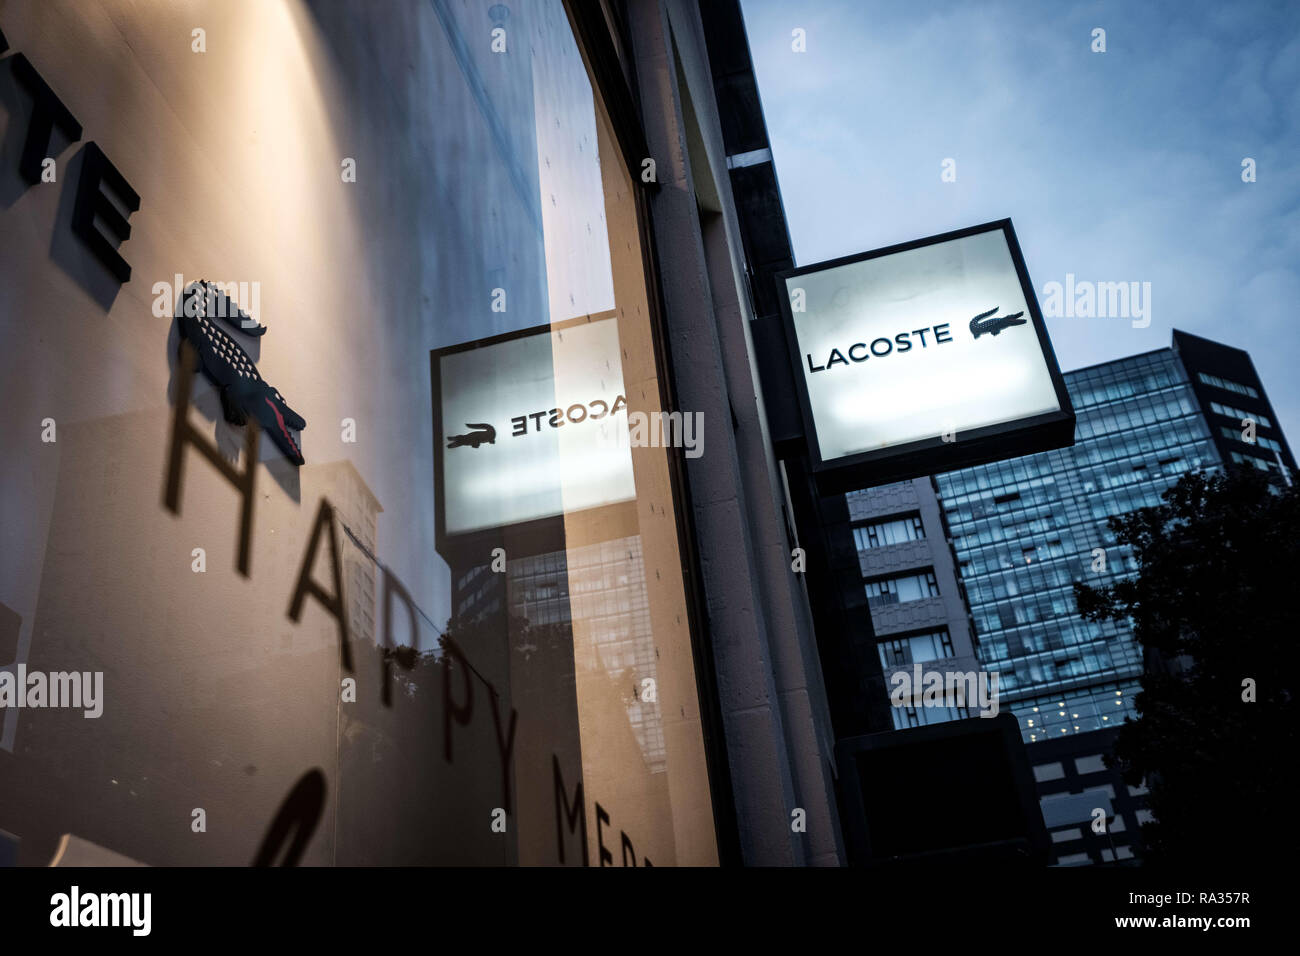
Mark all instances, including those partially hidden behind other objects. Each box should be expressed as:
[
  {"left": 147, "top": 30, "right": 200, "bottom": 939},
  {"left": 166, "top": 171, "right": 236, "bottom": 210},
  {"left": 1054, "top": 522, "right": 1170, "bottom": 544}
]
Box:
[{"left": 740, "top": 0, "right": 1300, "bottom": 437}]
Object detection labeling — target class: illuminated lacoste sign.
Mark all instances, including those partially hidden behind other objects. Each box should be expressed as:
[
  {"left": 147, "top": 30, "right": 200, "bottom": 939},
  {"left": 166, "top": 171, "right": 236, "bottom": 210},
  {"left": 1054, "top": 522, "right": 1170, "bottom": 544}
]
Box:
[{"left": 778, "top": 220, "right": 1075, "bottom": 489}]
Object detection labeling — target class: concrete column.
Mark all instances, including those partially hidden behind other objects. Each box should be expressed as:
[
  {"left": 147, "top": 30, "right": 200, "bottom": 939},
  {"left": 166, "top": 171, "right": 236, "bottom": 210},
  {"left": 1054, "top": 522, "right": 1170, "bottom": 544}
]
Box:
[{"left": 626, "top": 0, "right": 844, "bottom": 866}]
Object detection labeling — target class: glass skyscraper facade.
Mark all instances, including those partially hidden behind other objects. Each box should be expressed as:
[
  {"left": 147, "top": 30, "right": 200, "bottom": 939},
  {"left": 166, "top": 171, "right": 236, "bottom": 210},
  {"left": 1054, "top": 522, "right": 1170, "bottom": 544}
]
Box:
[
  {"left": 899, "top": 329, "right": 1296, "bottom": 866},
  {"left": 934, "top": 348, "right": 1218, "bottom": 743},
  {"left": 932, "top": 333, "right": 1300, "bottom": 747},
  {"left": 833, "top": 326, "right": 1293, "bottom": 864}
]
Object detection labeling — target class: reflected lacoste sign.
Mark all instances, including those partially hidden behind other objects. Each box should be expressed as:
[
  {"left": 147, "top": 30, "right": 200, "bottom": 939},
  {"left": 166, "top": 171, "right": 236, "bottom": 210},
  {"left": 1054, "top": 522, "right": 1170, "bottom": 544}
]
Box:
[
  {"left": 443, "top": 395, "right": 633, "bottom": 451},
  {"left": 447, "top": 423, "right": 496, "bottom": 448},
  {"left": 432, "top": 315, "right": 637, "bottom": 541}
]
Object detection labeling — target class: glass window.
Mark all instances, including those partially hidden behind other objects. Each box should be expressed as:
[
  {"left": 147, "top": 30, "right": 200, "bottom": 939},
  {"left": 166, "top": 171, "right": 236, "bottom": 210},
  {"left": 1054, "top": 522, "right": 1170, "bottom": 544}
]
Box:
[
  {"left": 865, "top": 570, "right": 939, "bottom": 607},
  {"left": 852, "top": 512, "right": 925, "bottom": 550},
  {"left": 1199, "top": 371, "right": 1259, "bottom": 399},
  {"left": 0, "top": 0, "right": 716, "bottom": 867},
  {"left": 877, "top": 629, "right": 955, "bottom": 667},
  {"left": 1210, "top": 401, "right": 1271, "bottom": 428},
  {"left": 1074, "top": 754, "right": 1107, "bottom": 774}
]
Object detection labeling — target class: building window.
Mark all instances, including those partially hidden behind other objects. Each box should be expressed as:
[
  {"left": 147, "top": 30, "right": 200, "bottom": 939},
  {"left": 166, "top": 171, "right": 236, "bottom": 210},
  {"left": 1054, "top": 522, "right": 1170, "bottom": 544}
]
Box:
[
  {"left": 1210, "top": 401, "right": 1271, "bottom": 428},
  {"left": 1220, "top": 425, "right": 1282, "bottom": 453},
  {"left": 890, "top": 703, "right": 964, "bottom": 729},
  {"left": 853, "top": 513, "right": 925, "bottom": 550},
  {"left": 1198, "top": 371, "right": 1259, "bottom": 399},
  {"left": 1074, "top": 754, "right": 1107, "bottom": 774},
  {"left": 864, "top": 570, "right": 940, "bottom": 607},
  {"left": 1231, "top": 451, "right": 1276, "bottom": 472},
  {"left": 877, "top": 628, "right": 955, "bottom": 668}
]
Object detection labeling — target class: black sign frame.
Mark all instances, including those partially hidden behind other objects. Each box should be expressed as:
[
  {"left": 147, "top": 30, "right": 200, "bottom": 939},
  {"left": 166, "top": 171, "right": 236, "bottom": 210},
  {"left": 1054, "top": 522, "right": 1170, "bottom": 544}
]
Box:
[{"left": 775, "top": 219, "right": 1075, "bottom": 493}]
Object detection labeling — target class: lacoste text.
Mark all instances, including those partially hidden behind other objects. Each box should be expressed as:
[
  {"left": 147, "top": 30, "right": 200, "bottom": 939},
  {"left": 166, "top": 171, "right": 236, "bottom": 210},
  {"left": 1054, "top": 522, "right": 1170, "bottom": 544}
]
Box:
[{"left": 805, "top": 324, "right": 954, "bottom": 374}]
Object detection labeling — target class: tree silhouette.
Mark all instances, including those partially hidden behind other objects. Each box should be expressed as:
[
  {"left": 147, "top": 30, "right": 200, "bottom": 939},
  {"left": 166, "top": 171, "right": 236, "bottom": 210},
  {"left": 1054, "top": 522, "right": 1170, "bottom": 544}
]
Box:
[{"left": 1074, "top": 466, "right": 1298, "bottom": 865}]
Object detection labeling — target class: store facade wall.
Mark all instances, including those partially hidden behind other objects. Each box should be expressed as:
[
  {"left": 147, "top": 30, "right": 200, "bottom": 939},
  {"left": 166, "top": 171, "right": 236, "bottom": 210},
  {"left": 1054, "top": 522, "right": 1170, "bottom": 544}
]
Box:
[
  {"left": 625, "top": 0, "right": 844, "bottom": 866},
  {"left": 0, "top": 0, "right": 728, "bottom": 865}
]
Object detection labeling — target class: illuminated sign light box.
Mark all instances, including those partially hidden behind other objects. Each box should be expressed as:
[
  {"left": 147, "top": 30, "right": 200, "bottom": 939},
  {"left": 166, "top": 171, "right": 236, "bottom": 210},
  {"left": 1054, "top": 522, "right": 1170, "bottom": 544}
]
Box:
[
  {"left": 431, "top": 312, "right": 639, "bottom": 559},
  {"left": 777, "top": 220, "right": 1075, "bottom": 492}
]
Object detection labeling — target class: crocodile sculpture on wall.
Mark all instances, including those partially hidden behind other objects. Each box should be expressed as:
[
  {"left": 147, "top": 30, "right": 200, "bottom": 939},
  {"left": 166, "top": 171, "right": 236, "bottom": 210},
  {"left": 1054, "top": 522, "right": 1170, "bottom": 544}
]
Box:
[{"left": 176, "top": 280, "right": 307, "bottom": 466}]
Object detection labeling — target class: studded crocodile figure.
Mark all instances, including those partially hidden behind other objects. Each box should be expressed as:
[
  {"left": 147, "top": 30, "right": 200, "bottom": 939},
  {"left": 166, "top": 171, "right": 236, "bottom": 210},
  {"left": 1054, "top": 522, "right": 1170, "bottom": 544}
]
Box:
[
  {"left": 969, "top": 305, "right": 1027, "bottom": 339},
  {"left": 176, "top": 280, "right": 307, "bottom": 465}
]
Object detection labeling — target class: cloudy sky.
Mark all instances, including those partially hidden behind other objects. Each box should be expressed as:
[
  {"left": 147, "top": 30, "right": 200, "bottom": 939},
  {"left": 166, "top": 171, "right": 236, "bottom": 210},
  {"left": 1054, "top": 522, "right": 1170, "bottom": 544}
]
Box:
[{"left": 740, "top": 0, "right": 1300, "bottom": 437}]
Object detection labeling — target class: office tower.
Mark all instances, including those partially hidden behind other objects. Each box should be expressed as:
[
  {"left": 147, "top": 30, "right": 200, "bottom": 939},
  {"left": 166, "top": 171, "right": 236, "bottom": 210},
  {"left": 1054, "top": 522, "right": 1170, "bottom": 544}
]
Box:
[
  {"left": 928, "top": 329, "right": 1295, "bottom": 864},
  {"left": 844, "top": 478, "right": 980, "bottom": 729}
]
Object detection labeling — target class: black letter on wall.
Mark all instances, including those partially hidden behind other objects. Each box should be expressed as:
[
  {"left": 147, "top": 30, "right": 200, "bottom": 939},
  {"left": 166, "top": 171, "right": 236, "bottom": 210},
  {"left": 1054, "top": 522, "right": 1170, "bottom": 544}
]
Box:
[
  {"left": 252, "top": 769, "right": 326, "bottom": 866},
  {"left": 10, "top": 55, "right": 82, "bottom": 185},
  {"left": 380, "top": 572, "right": 419, "bottom": 707},
  {"left": 71, "top": 141, "right": 139, "bottom": 282},
  {"left": 595, "top": 802, "right": 614, "bottom": 867},
  {"left": 287, "top": 498, "right": 354, "bottom": 672},
  {"left": 441, "top": 636, "right": 473, "bottom": 762},
  {"left": 553, "top": 755, "right": 588, "bottom": 866},
  {"left": 164, "top": 341, "right": 258, "bottom": 576},
  {"left": 489, "top": 691, "right": 518, "bottom": 814}
]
